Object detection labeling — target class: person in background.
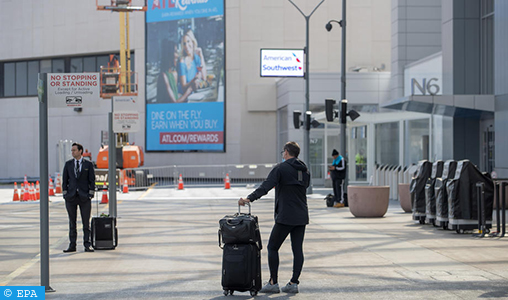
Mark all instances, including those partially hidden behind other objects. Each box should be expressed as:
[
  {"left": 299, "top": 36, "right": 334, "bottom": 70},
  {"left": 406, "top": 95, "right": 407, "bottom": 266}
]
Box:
[
  {"left": 328, "top": 149, "right": 346, "bottom": 208},
  {"left": 238, "top": 142, "right": 310, "bottom": 294},
  {"left": 157, "top": 39, "right": 195, "bottom": 103},
  {"left": 62, "top": 143, "right": 96, "bottom": 253},
  {"left": 355, "top": 149, "right": 366, "bottom": 180},
  {"left": 179, "top": 29, "right": 207, "bottom": 94}
]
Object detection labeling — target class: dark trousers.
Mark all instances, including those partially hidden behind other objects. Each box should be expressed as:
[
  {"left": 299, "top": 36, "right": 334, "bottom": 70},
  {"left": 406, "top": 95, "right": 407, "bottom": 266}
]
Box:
[
  {"left": 65, "top": 195, "right": 92, "bottom": 247},
  {"left": 267, "top": 223, "right": 306, "bottom": 285},
  {"left": 332, "top": 178, "right": 343, "bottom": 203}
]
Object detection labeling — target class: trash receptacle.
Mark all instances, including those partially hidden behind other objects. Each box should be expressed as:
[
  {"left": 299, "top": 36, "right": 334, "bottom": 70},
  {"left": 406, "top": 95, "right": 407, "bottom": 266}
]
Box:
[
  {"left": 447, "top": 160, "right": 494, "bottom": 233},
  {"left": 425, "top": 161, "right": 444, "bottom": 226},
  {"left": 411, "top": 160, "right": 433, "bottom": 224}
]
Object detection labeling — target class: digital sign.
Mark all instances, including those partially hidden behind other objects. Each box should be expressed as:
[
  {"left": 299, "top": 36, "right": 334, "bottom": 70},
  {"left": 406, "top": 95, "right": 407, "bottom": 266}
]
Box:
[
  {"left": 146, "top": 0, "right": 225, "bottom": 152},
  {"left": 260, "top": 49, "right": 304, "bottom": 77}
]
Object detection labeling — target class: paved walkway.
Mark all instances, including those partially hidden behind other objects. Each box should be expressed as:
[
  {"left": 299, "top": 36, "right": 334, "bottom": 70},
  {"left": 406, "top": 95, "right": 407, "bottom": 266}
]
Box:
[{"left": 1, "top": 185, "right": 508, "bottom": 299}]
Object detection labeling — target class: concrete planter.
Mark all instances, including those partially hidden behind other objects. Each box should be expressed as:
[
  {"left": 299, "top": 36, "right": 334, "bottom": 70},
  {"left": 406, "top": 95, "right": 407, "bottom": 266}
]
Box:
[
  {"left": 398, "top": 183, "right": 412, "bottom": 213},
  {"left": 348, "top": 186, "right": 390, "bottom": 217}
]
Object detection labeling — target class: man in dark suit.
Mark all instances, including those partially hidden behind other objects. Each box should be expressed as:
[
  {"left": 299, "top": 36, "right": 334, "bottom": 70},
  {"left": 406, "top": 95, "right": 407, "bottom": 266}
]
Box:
[{"left": 62, "top": 143, "right": 96, "bottom": 253}]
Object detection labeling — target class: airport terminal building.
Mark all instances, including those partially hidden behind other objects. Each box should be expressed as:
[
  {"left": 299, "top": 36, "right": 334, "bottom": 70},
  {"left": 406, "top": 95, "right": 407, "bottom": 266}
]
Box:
[{"left": 0, "top": 0, "right": 506, "bottom": 184}]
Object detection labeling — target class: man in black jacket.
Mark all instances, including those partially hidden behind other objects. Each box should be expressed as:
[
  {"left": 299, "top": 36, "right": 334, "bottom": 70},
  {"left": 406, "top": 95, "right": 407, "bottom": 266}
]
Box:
[
  {"left": 239, "top": 141, "right": 310, "bottom": 294},
  {"left": 62, "top": 143, "right": 95, "bottom": 253}
]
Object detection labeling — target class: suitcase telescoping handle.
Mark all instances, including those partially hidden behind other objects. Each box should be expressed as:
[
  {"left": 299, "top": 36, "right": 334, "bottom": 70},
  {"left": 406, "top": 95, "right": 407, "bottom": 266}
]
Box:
[{"left": 238, "top": 202, "right": 251, "bottom": 215}]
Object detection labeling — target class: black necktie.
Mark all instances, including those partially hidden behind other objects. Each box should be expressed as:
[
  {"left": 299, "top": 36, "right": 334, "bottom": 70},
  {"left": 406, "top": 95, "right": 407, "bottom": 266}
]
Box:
[{"left": 75, "top": 160, "right": 80, "bottom": 177}]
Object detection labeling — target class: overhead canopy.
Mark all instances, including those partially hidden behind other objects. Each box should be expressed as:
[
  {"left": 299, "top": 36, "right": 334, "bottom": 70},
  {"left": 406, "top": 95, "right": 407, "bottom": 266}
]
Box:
[{"left": 380, "top": 95, "right": 495, "bottom": 119}]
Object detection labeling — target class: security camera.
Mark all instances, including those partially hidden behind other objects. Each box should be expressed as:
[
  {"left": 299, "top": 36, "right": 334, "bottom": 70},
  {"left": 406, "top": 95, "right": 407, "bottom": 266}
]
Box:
[{"left": 325, "top": 22, "right": 332, "bottom": 32}]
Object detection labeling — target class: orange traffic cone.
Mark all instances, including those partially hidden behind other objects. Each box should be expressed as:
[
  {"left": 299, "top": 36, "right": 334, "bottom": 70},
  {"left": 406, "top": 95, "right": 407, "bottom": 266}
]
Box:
[
  {"left": 49, "top": 177, "right": 55, "bottom": 196},
  {"left": 12, "top": 182, "right": 20, "bottom": 201},
  {"left": 327, "top": 171, "right": 331, "bottom": 180},
  {"left": 24, "top": 174, "right": 28, "bottom": 184},
  {"left": 224, "top": 173, "right": 231, "bottom": 189},
  {"left": 122, "top": 178, "right": 129, "bottom": 193},
  {"left": 29, "top": 183, "right": 35, "bottom": 201},
  {"left": 177, "top": 174, "right": 184, "bottom": 190},
  {"left": 22, "top": 182, "right": 30, "bottom": 201},
  {"left": 55, "top": 174, "right": 62, "bottom": 194},
  {"left": 101, "top": 183, "right": 109, "bottom": 204},
  {"left": 35, "top": 181, "right": 40, "bottom": 200}
]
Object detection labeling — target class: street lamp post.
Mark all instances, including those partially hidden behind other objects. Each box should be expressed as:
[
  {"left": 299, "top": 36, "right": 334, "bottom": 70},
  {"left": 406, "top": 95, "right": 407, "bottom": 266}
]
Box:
[
  {"left": 288, "top": 0, "right": 325, "bottom": 194},
  {"left": 327, "top": 0, "right": 348, "bottom": 197}
]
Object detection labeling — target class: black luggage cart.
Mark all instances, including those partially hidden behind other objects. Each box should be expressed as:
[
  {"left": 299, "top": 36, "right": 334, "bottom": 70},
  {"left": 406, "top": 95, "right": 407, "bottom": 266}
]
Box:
[
  {"left": 411, "top": 160, "right": 432, "bottom": 224},
  {"left": 435, "top": 160, "right": 457, "bottom": 229},
  {"left": 425, "top": 161, "right": 444, "bottom": 226},
  {"left": 447, "top": 160, "right": 494, "bottom": 233}
]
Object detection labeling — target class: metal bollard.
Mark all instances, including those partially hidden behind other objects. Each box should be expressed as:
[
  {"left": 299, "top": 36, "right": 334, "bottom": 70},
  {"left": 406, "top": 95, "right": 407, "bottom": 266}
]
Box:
[
  {"left": 502, "top": 182, "right": 507, "bottom": 237},
  {"left": 474, "top": 182, "right": 486, "bottom": 237},
  {"left": 492, "top": 182, "right": 501, "bottom": 237}
]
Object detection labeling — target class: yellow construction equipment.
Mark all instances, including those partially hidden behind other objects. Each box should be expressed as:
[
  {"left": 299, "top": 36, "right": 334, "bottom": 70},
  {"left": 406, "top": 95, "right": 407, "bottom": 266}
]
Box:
[{"left": 96, "top": 0, "right": 147, "bottom": 175}]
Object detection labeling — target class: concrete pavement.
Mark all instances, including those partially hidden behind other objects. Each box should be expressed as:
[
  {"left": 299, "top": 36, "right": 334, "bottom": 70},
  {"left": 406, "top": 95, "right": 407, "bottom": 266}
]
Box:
[{"left": 1, "top": 185, "right": 508, "bottom": 299}]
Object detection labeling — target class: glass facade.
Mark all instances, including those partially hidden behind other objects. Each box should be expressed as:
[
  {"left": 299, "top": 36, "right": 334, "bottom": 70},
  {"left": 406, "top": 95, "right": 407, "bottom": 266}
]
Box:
[
  {"left": 405, "top": 119, "right": 430, "bottom": 165},
  {"left": 310, "top": 136, "right": 324, "bottom": 180},
  {"left": 0, "top": 53, "right": 132, "bottom": 98},
  {"left": 278, "top": 106, "right": 288, "bottom": 163},
  {"left": 326, "top": 124, "right": 341, "bottom": 166},
  {"left": 481, "top": 0, "right": 494, "bottom": 94},
  {"left": 375, "top": 122, "right": 399, "bottom": 166},
  {"left": 350, "top": 125, "right": 367, "bottom": 181}
]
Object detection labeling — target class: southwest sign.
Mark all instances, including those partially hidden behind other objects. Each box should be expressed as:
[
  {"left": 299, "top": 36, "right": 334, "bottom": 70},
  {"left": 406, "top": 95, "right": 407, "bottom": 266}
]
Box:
[{"left": 260, "top": 49, "right": 304, "bottom": 77}]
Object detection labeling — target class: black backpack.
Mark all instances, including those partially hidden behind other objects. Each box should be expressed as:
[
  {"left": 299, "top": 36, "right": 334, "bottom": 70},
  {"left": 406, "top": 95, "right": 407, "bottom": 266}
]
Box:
[{"left": 324, "top": 194, "right": 334, "bottom": 207}]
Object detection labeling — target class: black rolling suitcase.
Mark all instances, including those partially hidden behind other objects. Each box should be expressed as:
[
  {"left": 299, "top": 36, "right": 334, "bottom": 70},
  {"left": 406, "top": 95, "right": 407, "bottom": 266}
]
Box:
[
  {"left": 91, "top": 189, "right": 118, "bottom": 250},
  {"left": 219, "top": 203, "right": 262, "bottom": 297},
  {"left": 221, "top": 243, "right": 261, "bottom": 296},
  {"left": 91, "top": 216, "right": 118, "bottom": 250}
]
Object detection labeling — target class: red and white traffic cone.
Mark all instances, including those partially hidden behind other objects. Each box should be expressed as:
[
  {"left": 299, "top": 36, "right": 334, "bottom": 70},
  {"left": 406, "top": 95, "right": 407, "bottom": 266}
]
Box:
[
  {"left": 12, "top": 182, "right": 20, "bottom": 201},
  {"left": 35, "top": 181, "right": 40, "bottom": 200},
  {"left": 22, "top": 182, "right": 30, "bottom": 201},
  {"left": 49, "top": 177, "right": 55, "bottom": 196},
  {"left": 224, "top": 173, "right": 231, "bottom": 189},
  {"left": 123, "top": 178, "right": 129, "bottom": 193},
  {"left": 177, "top": 174, "right": 184, "bottom": 190},
  {"left": 101, "top": 183, "right": 109, "bottom": 204}
]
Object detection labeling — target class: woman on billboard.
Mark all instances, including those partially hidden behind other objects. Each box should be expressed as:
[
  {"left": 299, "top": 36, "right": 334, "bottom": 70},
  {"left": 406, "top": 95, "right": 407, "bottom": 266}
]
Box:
[
  {"left": 156, "top": 39, "right": 195, "bottom": 103},
  {"left": 179, "top": 29, "right": 208, "bottom": 92}
]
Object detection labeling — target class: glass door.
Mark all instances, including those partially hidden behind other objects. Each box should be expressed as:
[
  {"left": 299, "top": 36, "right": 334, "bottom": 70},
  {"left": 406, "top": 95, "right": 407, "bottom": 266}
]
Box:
[
  {"left": 309, "top": 130, "right": 325, "bottom": 185},
  {"left": 480, "top": 119, "right": 495, "bottom": 173},
  {"left": 350, "top": 125, "right": 368, "bottom": 181}
]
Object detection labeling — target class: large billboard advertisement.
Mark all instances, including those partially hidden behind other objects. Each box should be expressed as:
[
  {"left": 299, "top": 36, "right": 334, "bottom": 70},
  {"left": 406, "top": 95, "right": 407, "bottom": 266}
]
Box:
[{"left": 146, "top": 0, "right": 225, "bottom": 152}]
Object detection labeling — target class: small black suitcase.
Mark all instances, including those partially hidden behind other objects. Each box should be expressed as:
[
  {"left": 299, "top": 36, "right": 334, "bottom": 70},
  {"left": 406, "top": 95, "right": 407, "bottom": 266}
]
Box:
[
  {"left": 221, "top": 243, "right": 261, "bottom": 297},
  {"left": 91, "top": 216, "right": 118, "bottom": 250}
]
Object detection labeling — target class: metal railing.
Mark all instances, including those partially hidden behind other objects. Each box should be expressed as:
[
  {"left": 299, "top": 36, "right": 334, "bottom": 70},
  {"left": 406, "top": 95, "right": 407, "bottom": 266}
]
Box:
[
  {"left": 372, "top": 164, "right": 418, "bottom": 200},
  {"left": 124, "top": 163, "right": 276, "bottom": 190},
  {"left": 123, "top": 162, "right": 351, "bottom": 190}
]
